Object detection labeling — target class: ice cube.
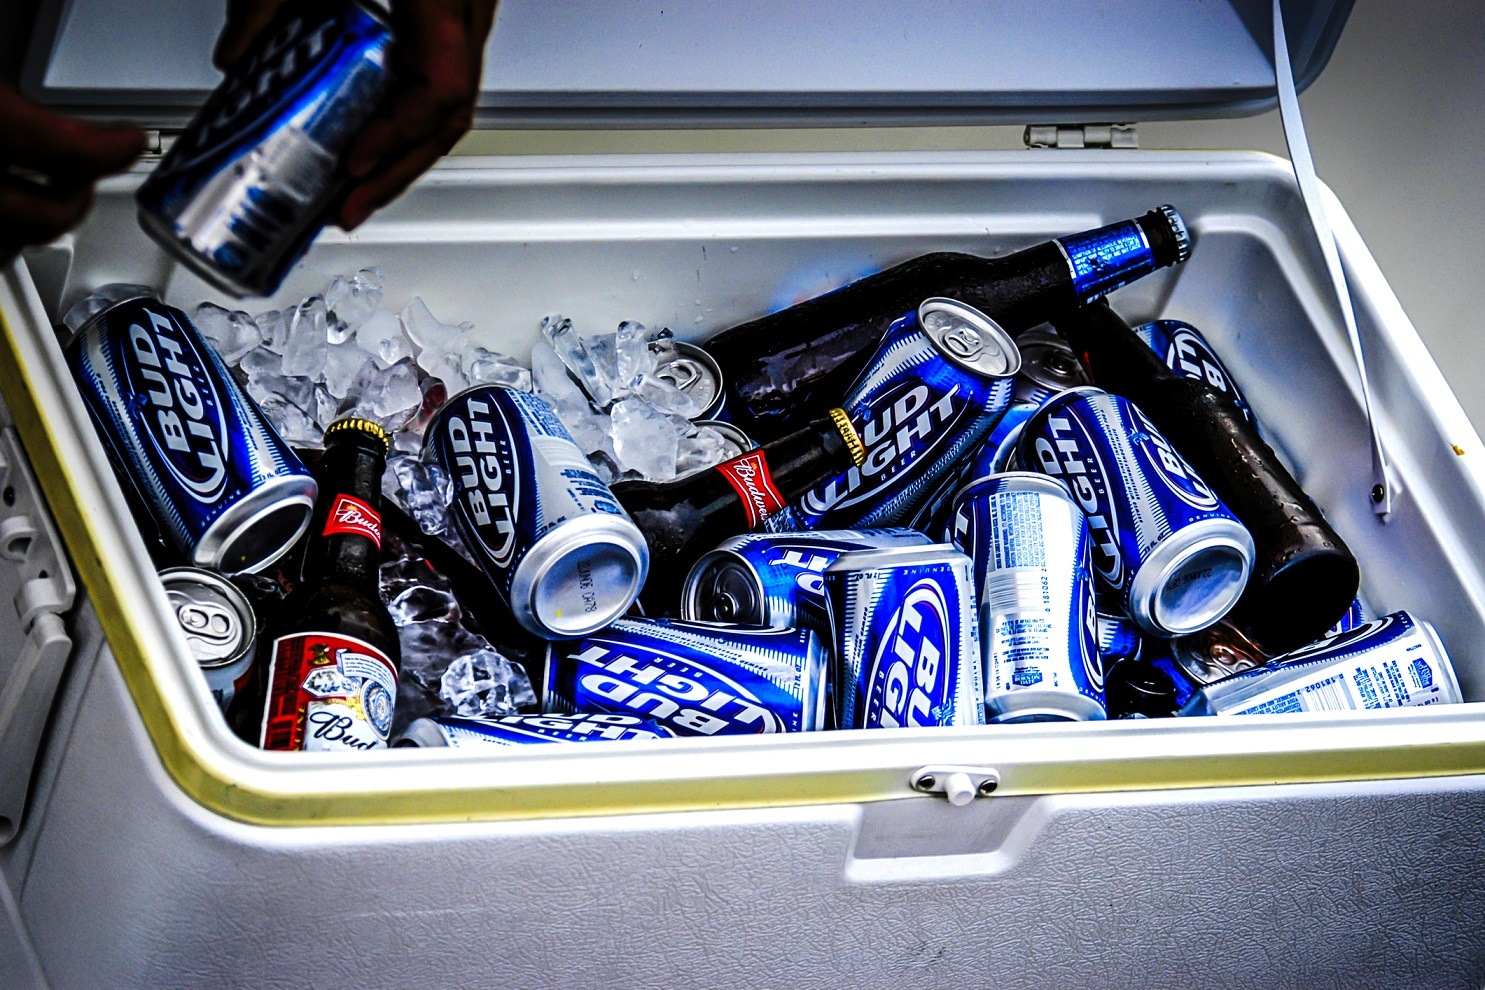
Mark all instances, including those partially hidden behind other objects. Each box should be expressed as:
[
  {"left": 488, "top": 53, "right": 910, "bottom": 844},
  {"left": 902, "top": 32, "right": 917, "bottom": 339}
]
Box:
[
  {"left": 584, "top": 333, "right": 619, "bottom": 394},
  {"left": 610, "top": 397, "right": 680, "bottom": 480},
  {"left": 193, "top": 303, "right": 261, "bottom": 365},
  {"left": 636, "top": 372, "right": 705, "bottom": 419},
  {"left": 347, "top": 358, "right": 422, "bottom": 430},
  {"left": 462, "top": 347, "right": 532, "bottom": 391},
  {"left": 238, "top": 344, "right": 283, "bottom": 380},
  {"left": 312, "top": 384, "right": 338, "bottom": 431},
  {"left": 355, "top": 309, "right": 414, "bottom": 368},
  {"left": 554, "top": 399, "right": 612, "bottom": 456},
  {"left": 404, "top": 378, "right": 449, "bottom": 438},
  {"left": 401, "top": 297, "right": 465, "bottom": 355},
  {"left": 615, "top": 320, "right": 659, "bottom": 391},
  {"left": 387, "top": 452, "right": 455, "bottom": 537},
  {"left": 323, "top": 341, "right": 373, "bottom": 399},
  {"left": 325, "top": 268, "right": 384, "bottom": 336},
  {"left": 531, "top": 339, "right": 590, "bottom": 410},
  {"left": 675, "top": 425, "right": 737, "bottom": 476},
  {"left": 254, "top": 308, "right": 290, "bottom": 353},
  {"left": 257, "top": 393, "right": 320, "bottom": 447},
  {"left": 542, "top": 315, "right": 612, "bottom": 407},
  {"left": 440, "top": 649, "right": 530, "bottom": 718},
  {"left": 246, "top": 372, "right": 315, "bottom": 412},
  {"left": 280, "top": 295, "right": 329, "bottom": 379},
  {"left": 418, "top": 347, "right": 469, "bottom": 397}
]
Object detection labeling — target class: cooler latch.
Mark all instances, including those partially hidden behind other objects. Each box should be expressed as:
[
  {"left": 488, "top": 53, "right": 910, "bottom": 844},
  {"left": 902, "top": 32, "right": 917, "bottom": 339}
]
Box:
[
  {"left": 1024, "top": 124, "right": 1138, "bottom": 149},
  {"left": 910, "top": 765, "right": 1000, "bottom": 806}
]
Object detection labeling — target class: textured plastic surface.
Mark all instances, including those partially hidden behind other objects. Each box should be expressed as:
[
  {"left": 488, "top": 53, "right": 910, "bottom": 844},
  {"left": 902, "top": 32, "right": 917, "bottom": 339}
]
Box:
[{"left": 20, "top": 0, "right": 1353, "bottom": 127}]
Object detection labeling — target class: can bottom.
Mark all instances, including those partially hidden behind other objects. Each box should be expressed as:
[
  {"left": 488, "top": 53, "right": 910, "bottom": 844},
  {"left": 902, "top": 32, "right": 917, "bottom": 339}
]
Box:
[
  {"left": 1130, "top": 522, "right": 1254, "bottom": 637},
  {"left": 515, "top": 514, "right": 649, "bottom": 639},
  {"left": 986, "top": 690, "right": 1106, "bottom": 723},
  {"left": 136, "top": 207, "right": 262, "bottom": 299},
  {"left": 195, "top": 476, "right": 317, "bottom": 575}
]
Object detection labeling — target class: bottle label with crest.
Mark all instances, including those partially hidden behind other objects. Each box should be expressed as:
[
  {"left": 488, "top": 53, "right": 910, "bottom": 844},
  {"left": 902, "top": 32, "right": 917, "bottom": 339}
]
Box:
[
  {"left": 323, "top": 493, "right": 382, "bottom": 547},
  {"left": 261, "top": 631, "right": 398, "bottom": 751},
  {"left": 715, "top": 450, "right": 787, "bottom": 528}
]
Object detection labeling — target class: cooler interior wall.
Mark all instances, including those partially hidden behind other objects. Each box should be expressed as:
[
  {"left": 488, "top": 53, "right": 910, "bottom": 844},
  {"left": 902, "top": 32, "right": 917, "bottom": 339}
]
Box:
[{"left": 24, "top": 150, "right": 1485, "bottom": 708}]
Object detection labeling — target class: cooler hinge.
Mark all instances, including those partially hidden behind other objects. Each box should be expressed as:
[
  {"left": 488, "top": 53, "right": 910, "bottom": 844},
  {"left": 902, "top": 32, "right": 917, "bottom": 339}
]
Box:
[
  {"left": 1024, "top": 124, "right": 1138, "bottom": 149},
  {"left": 140, "top": 131, "right": 176, "bottom": 160}
]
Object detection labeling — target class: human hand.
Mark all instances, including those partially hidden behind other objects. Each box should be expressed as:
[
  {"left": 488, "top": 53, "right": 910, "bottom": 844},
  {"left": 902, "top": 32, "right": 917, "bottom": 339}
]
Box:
[
  {"left": 0, "top": 86, "right": 147, "bottom": 266},
  {"left": 215, "top": 0, "right": 497, "bottom": 231}
]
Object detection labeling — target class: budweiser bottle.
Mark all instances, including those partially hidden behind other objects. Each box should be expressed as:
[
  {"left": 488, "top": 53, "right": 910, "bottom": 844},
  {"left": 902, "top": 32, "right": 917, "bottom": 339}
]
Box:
[
  {"left": 612, "top": 409, "right": 866, "bottom": 615},
  {"left": 257, "top": 418, "right": 402, "bottom": 751},
  {"left": 704, "top": 206, "right": 1190, "bottom": 441}
]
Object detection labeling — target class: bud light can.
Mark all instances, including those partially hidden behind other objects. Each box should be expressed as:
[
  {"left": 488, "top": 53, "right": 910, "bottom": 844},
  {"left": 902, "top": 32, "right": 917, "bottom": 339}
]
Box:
[
  {"left": 1181, "top": 612, "right": 1462, "bottom": 716},
  {"left": 62, "top": 286, "right": 317, "bottom": 573},
  {"left": 654, "top": 342, "right": 727, "bottom": 421},
  {"left": 794, "top": 298, "right": 1019, "bottom": 529},
  {"left": 1011, "top": 327, "right": 1090, "bottom": 407},
  {"left": 136, "top": 0, "right": 395, "bottom": 297},
  {"left": 947, "top": 473, "right": 1103, "bottom": 722},
  {"left": 1096, "top": 611, "right": 1143, "bottom": 667},
  {"left": 543, "top": 618, "right": 828, "bottom": 736},
  {"left": 682, "top": 528, "right": 934, "bottom": 640},
  {"left": 823, "top": 545, "right": 983, "bottom": 729},
  {"left": 394, "top": 713, "right": 673, "bottom": 748},
  {"left": 426, "top": 385, "right": 649, "bottom": 640},
  {"left": 1018, "top": 387, "right": 1255, "bottom": 637},
  {"left": 1325, "top": 596, "right": 1373, "bottom": 638},
  {"left": 159, "top": 566, "right": 257, "bottom": 712},
  {"left": 1132, "top": 320, "right": 1253, "bottom": 424}
]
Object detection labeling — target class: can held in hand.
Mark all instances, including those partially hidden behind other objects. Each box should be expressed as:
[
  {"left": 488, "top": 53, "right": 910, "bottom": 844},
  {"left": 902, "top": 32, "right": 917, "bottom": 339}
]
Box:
[
  {"left": 823, "top": 545, "right": 983, "bottom": 729},
  {"left": 1011, "top": 327, "right": 1090, "bottom": 407},
  {"left": 136, "top": 0, "right": 395, "bottom": 297},
  {"left": 1018, "top": 386, "right": 1254, "bottom": 637},
  {"left": 1181, "top": 611, "right": 1462, "bottom": 716},
  {"left": 1132, "top": 320, "right": 1253, "bottom": 424},
  {"left": 159, "top": 566, "right": 257, "bottom": 712},
  {"left": 794, "top": 298, "right": 1020, "bottom": 529},
  {"left": 544, "top": 617, "right": 828, "bottom": 736},
  {"left": 682, "top": 528, "right": 933, "bottom": 639},
  {"left": 426, "top": 385, "right": 649, "bottom": 640},
  {"left": 394, "top": 713, "right": 672, "bottom": 748},
  {"left": 63, "top": 286, "right": 317, "bottom": 573},
  {"left": 947, "top": 473, "right": 1103, "bottom": 722}
]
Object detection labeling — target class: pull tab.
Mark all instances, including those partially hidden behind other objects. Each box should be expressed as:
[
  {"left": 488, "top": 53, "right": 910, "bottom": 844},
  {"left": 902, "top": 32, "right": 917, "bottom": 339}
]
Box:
[{"left": 1272, "top": 0, "right": 1397, "bottom": 520}]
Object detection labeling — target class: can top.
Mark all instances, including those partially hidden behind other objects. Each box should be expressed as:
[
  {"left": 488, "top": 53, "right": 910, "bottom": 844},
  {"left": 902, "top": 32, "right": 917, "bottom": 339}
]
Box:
[
  {"left": 59, "top": 283, "right": 157, "bottom": 346},
  {"left": 653, "top": 341, "right": 722, "bottom": 417},
  {"left": 917, "top": 298, "right": 1021, "bottom": 380},
  {"left": 1014, "top": 327, "right": 1089, "bottom": 394},
  {"left": 158, "top": 566, "right": 256, "bottom": 668},
  {"left": 325, "top": 417, "right": 391, "bottom": 452}
]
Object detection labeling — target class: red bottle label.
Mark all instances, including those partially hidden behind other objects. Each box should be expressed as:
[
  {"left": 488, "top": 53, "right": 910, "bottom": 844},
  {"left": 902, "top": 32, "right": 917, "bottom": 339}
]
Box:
[
  {"left": 260, "top": 631, "right": 398, "bottom": 752},
  {"left": 323, "top": 493, "right": 381, "bottom": 548},
  {"left": 715, "top": 450, "right": 786, "bottom": 529}
]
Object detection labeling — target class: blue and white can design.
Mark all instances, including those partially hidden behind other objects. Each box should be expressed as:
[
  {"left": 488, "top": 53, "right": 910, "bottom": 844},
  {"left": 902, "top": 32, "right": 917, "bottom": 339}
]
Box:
[
  {"left": 823, "top": 545, "right": 983, "bottom": 729},
  {"left": 1096, "top": 611, "right": 1143, "bottom": 666},
  {"left": 1132, "top": 320, "right": 1253, "bottom": 424},
  {"left": 682, "top": 528, "right": 933, "bottom": 639},
  {"left": 63, "top": 288, "right": 316, "bottom": 573},
  {"left": 426, "top": 385, "right": 648, "bottom": 640},
  {"left": 948, "top": 473, "right": 1103, "bottom": 722},
  {"left": 543, "top": 618, "right": 828, "bottom": 736},
  {"left": 794, "top": 298, "right": 1019, "bottom": 530},
  {"left": 1018, "top": 387, "right": 1255, "bottom": 637},
  {"left": 136, "top": 0, "right": 394, "bottom": 297},
  {"left": 1325, "top": 596, "right": 1373, "bottom": 638},
  {"left": 1181, "top": 611, "right": 1462, "bottom": 716},
  {"left": 394, "top": 713, "right": 672, "bottom": 748},
  {"left": 1058, "top": 218, "right": 1160, "bottom": 299}
]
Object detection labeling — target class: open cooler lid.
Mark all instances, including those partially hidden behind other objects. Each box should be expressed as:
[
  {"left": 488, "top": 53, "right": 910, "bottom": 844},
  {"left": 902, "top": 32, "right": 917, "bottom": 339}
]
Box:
[{"left": 20, "top": 0, "right": 1352, "bottom": 129}]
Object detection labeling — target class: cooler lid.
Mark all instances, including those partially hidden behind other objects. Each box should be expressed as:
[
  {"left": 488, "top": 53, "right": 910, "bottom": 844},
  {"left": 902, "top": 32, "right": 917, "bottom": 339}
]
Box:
[{"left": 19, "top": 0, "right": 1352, "bottom": 129}]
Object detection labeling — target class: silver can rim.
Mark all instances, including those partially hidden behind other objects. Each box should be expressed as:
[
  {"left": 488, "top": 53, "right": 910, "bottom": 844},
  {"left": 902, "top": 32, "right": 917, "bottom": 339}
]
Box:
[
  {"left": 157, "top": 566, "right": 258, "bottom": 669},
  {"left": 1127, "top": 519, "right": 1255, "bottom": 637},
  {"left": 192, "top": 473, "right": 318, "bottom": 575},
  {"left": 917, "top": 297, "right": 1023, "bottom": 379},
  {"left": 513, "top": 513, "right": 649, "bottom": 639},
  {"left": 680, "top": 547, "right": 770, "bottom": 626}
]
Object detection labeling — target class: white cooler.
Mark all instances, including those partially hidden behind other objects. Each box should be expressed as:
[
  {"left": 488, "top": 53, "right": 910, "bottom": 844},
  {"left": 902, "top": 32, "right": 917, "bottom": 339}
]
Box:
[{"left": 3, "top": 2, "right": 1485, "bottom": 988}]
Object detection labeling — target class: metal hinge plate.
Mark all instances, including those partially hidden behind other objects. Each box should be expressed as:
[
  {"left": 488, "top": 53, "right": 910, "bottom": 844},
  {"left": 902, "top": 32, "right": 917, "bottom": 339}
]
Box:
[{"left": 1024, "top": 124, "right": 1138, "bottom": 149}]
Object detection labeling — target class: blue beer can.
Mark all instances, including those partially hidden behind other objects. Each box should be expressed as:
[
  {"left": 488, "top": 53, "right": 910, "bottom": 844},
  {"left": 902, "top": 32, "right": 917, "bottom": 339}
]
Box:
[
  {"left": 1325, "top": 596, "right": 1373, "bottom": 637},
  {"left": 426, "top": 385, "right": 649, "bottom": 640},
  {"left": 903, "top": 399, "right": 1040, "bottom": 539},
  {"left": 1018, "top": 387, "right": 1255, "bottom": 637},
  {"left": 136, "top": 0, "right": 395, "bottom": 297},
  {"left": 1096, "top": 611, "right": 1144, "bottom": 666},
  {"left": 1132, "top": 320, "right": 1254, "bottom": 424},
  {"left": 62, "top": 286, "right": 316, "bottom": 573},
  {"left": 681, "top": 528, "right": 934, "bottom": 639},
  {"left": 822, "top": 545, "right": 983, "bottom": 729},
  {"left": 1181, "top": 612, "right": 1462, "bottom": 716},
  {"left": 947, "top": 473, "right": 1103, "bottom": 722},
  {"left": 794, "top": 298, "right": 1019, "bottom": 529},
  {"left": 1010, "top": 327, "right": 1090, "bottom": 408},
  {"left": 544, "top": 618, "right": 828, "bottom": 736},
  {"left": 394, "top": 713, "right": 672, "bottom": 748}
]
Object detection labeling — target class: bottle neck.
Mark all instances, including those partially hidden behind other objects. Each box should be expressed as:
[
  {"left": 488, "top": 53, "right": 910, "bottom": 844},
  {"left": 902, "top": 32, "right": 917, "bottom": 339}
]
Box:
[
  {"left": 706, "top": 415, "right": 856, "bottom": 528},
  {"left": 303, "top": 435, "right": 386, "bottom": 590}
]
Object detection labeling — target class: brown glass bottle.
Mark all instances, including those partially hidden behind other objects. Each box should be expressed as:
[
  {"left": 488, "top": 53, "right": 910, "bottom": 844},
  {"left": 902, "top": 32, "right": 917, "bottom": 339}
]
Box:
[
  {"left": 612, "top": 409, "right": 866, "bottom": 616},
  {"left": 1051, "top": 298, "right": 1360, "bottom": 654},
  {"left": 255, "top": 418, "right": 402, "bottom": 751},
  {"left": 704, "top": 206, "right": 1190, "bottom": 442}
]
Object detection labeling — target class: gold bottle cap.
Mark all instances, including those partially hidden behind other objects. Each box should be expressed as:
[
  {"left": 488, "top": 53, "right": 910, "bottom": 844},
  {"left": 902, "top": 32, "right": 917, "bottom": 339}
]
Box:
[
  {"left": 828, "top": 407, "right": 866, "bottom": 467},
  {"left": 324, "top": 417, "right": 391, "bottom": 453}
]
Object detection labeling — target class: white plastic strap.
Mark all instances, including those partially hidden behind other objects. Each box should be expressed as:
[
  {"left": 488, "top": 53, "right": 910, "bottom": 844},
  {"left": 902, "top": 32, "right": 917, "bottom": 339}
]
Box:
[{"left": 1272, "top": 0, "right": 1395, "bottom": 520}]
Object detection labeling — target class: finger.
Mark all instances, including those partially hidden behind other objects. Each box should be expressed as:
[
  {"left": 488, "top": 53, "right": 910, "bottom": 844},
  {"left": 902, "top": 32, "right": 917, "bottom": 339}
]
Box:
[
  {"left": 0, "top": 88, "right": 146, "bottom": 181},
  {"left": 0, "top": 175, "right": 96, "bottom": 250},
  {"left": 213, "top": 0, "right": 292, "bottom": 70}
]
